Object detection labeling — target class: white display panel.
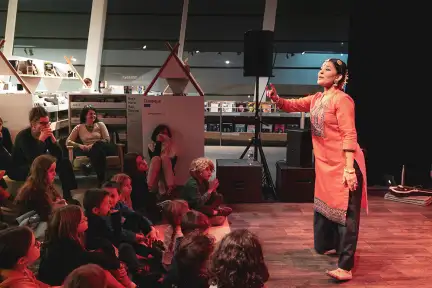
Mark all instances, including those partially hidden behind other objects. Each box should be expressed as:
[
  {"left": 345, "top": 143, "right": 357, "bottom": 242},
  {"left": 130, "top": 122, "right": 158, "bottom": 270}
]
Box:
[{"left": 141, "top": 96, "right": 205, "bottom": 185}]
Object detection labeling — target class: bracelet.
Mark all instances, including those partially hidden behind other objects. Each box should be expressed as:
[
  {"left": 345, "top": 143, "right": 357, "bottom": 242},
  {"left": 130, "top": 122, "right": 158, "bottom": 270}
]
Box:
[{"left": 344, "top": 168, "right": 355, "bottom": 174}]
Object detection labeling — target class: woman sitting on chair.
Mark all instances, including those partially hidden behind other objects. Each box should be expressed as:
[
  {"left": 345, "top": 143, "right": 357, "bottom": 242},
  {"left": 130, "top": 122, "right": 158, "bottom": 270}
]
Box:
[
  {"left": 67, "top": 105, "right": 116, "bottom": 186},
  {"left": 147, "top": 124, "right": 176, "bottom": 195}
]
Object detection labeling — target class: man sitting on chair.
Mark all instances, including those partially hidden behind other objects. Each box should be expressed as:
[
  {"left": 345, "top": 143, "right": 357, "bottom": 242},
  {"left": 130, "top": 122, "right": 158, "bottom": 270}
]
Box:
[{"left": 7, "top": 106, "right": 77, "bottom": 202}]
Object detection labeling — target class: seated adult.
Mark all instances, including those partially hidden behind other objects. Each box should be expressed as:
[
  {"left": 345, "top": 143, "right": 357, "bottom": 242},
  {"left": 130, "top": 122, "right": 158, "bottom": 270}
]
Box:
[
  {"left": 147, "top": 124, "right": 177, "bottom": 195},
  {"left": 180, "top": 157, "right": 232, "bottom": 226},
  {"left": 0, "top": 117, "right": 13, "bottom": 196},
  {"left": 0, "top": 116, "right": 12, "bottom": 156},
  {"left": 8, "top": 106, "right": 77, "bottom": 201},
  {"left": 14, "top": 155, "right": 67, "bottom": 239},
  {"left": 67, "top": 105, "right": 116, "bottom": 186}
]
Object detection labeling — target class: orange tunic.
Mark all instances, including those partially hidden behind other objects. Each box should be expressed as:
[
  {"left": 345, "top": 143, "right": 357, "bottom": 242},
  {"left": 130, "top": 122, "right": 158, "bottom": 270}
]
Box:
[{"left": 277, "top": 91, "right": 368, "bottom": 225}]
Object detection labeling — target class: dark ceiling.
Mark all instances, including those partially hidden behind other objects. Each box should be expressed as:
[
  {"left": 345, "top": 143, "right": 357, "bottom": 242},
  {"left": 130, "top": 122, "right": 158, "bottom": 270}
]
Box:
[{"left": 0, "top": 0, "right": 350, "bottom": 53}]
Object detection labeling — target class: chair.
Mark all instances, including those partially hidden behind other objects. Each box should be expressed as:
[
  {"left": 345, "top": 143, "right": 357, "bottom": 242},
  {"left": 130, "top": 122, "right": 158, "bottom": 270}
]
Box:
[{"left": 66, "top": 132, "right": 125, "bottom": 173}]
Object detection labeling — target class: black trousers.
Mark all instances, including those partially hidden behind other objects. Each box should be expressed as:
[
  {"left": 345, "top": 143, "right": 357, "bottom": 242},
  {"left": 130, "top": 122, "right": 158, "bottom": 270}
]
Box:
[
  {"left": 195, "top": 193, "right": 223, "bottom": 217},
  {"left": 313, "top": 161, "right": 363, "bottom": 271},
  {"left": 4, "top": 154, "right": 77, "bottom": 201},
  {"left": 74, "top": 141, "right": 116, "bottom": 183},
  {"left": 122, "top": 212, "right": 152, "bottom": 235}
]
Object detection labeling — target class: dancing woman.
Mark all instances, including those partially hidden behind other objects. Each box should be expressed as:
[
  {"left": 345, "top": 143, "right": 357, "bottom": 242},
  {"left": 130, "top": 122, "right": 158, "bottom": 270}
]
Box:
[{"left": 267, "top": 59, "right": 367, "bottom": 281}]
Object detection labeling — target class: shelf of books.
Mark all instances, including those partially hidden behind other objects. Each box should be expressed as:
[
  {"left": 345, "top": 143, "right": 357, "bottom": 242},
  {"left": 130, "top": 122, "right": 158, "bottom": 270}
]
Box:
[
  {"left": 0, "top": 40, "right": 82, "bottom": 139},
  {"left": 204, "top": 100, "right": 310, "bottom": 146}
]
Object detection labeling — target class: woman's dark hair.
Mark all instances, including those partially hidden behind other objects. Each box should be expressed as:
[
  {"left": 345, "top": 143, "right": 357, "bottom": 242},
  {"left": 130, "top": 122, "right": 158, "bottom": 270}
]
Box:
[
  {"left": 15, "top": 154, "right": 59, "bottom": 205},
  {"left": 0, "top": 226, "right": 33, "bottom": 270},
  {"left": 151, "top": 124, "right": 172, "bottom": 142},
  {"left": 44, "top": 205, "right": 84, "bottom": 247},
  {"left": 326, "top": 58, "right": 348, "bottom": 87},
  {"left": 173, "top": 233, "right": 215, "bottom": 285},
  {"left": 123, "top": 152, "right": 143, "bottom": 177},
  {"left": 79, "top": 105, "right": 99, "bottom": 124},
  {"left": 63, "top": 264, "right": 107, "bottom": 288},
  {"left": 211, "top": 229, "right": 269, "bottom": 288}
]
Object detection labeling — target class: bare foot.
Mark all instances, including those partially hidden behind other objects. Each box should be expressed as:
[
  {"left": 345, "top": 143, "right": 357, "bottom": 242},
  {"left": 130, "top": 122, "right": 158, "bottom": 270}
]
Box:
[{"left": 326, "top": 268, "right": 352, "bottom": 281}]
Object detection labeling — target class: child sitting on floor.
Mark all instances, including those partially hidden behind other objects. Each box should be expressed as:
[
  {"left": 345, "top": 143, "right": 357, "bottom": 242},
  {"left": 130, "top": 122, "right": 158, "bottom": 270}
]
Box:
[
  {"left": 102, "top": 181, "right": 159, "bottom": 243},
  {"left": 83, "top": 188, "right": 164, "bottom": 283}
]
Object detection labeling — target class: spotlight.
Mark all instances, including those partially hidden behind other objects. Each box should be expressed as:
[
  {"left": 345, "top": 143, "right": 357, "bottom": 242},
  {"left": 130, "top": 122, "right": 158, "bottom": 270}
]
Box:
[
  {"left": 225, "top": 60, "right": 230, "bottom": 64},
  {"left": 142, "top": 45, "right": 147, "bottom": 49}
]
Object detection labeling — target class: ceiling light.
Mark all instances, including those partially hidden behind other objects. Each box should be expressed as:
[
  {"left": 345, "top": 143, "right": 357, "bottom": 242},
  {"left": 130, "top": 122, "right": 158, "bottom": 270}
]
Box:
[
  {"left": 195, "top": 50, "right": 200, "bottom": 53},
  {"left": 340, "top": 53, "right": 343, "bottom": 56},
  {"left": 301, "top": 52, "right": 305, "bottom": 55},
  {"left": 225, "top": 60, "right": 230, "bottom": 64},
  {"left": 71, "top": 57, "right": 77, "bottom": 62},
  {"left": 142, "top": 45, "right": 147, "bottom": 50}
]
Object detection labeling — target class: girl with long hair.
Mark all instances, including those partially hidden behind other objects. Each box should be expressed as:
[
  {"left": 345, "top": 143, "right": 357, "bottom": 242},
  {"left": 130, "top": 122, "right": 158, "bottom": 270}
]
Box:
[
  {"left": 123, "top": 152, "right": 159, "bottom": 222},
  {"left": 37, "top": 205, "right": 124, "bottom": 286},
  {"left": 15, "top": 154, "right": 66, "bottom": 222},
  {"left": 159, "top": 200, "right": 189, "bottom": 267},
  {"left": 111, "top": 173, "right": 133, "bottom": 209}
]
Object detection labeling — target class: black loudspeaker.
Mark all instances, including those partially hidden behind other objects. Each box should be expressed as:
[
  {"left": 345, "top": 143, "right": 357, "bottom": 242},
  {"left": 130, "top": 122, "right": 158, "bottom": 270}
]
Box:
[
  {"left": 286, "top": 129, "right": 313, "bottom": 167},
  {"left": 243, "top": 30, "right": 274, "bottom": 77},
  {"left": 276, "top": 161, "right": 315, "bottom": 203},
  {"left": 216, "top": 159, "right": 263, "bottom": 203}
]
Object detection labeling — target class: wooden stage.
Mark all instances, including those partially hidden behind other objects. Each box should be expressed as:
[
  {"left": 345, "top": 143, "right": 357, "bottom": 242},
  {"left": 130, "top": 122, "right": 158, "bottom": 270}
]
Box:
[{"left": 228, "top": 195, "right": 432, "bottom": 288}]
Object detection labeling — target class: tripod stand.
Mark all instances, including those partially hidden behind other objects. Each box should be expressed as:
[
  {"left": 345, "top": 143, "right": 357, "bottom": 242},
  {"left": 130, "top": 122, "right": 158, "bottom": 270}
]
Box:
[{"left": 240, "top": 76, "right": 277, "bottom": 200}]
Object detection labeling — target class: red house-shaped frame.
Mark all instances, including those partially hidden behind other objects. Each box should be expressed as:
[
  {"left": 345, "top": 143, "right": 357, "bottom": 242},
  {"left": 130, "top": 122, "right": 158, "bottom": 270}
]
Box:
[{"left": 143, "top": 43, "right": 204, "bottom": 96}]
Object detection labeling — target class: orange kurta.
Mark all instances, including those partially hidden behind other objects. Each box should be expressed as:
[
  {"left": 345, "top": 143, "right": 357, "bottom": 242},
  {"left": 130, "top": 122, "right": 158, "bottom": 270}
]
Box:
[{"left": 277, "top": 91, "right": 368, "bottom": 225}]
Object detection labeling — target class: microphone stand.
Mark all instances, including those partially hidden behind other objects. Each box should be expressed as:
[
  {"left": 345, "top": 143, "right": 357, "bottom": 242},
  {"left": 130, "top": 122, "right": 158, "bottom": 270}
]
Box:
[{"left": 240, "top": 76, "right": 277, "bottom": 200}]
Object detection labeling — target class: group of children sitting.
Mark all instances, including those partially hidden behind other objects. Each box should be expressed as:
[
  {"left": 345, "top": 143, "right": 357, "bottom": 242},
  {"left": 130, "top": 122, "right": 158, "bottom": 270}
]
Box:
[{"left": 0, "top": 152, "right": 269, "bottom": 288}]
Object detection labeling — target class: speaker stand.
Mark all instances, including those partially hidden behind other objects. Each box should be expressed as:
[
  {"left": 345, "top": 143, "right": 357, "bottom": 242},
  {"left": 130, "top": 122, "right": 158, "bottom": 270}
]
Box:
[{"left": 240, "top": 76, "right": 277, "bottom": 201}]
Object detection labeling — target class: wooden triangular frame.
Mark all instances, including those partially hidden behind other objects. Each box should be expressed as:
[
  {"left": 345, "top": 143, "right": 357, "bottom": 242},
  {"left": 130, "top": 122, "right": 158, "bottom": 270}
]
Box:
[
  {"left": 143, "top": 42, "right": 204, "bottom": 96},
  {"left": 0, "top": 39, "right": 32, "bottom": 94}
]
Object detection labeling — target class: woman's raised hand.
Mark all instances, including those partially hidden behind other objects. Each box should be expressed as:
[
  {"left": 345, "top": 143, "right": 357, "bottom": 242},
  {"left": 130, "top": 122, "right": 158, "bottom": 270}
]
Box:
[{"left": 266, "top": 84, "right": 279, "bottom": 103}]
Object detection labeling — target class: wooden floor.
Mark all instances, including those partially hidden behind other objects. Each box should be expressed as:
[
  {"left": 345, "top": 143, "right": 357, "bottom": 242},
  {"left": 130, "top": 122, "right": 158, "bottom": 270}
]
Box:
[{"left": 228, "top": 195, "right": 432, "bottom": 288}]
